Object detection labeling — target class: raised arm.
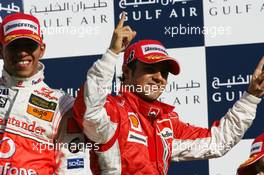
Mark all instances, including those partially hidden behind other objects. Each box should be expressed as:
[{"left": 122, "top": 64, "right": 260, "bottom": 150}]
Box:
[
  {"left": 172, "top": 56, "right": 264, "bottom": 161},
  {"left": 73, "top": 13, "right": 136, "bottom": 144}
]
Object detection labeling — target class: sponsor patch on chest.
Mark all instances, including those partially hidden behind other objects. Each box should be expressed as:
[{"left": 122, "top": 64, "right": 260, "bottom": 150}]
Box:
[
  {"left": 0, "top": 89, "right": 9, "bottom": 95},
  {"left": 127, "top": 131, "right": 148, "bottom": 146},
  {"left": 67, "top": 158, "right": 84, "bottom": 169},
  {"left": 159, "top": 127, "right": 173, "bottom": 139},
  {"left": 156, "top": 119, "right": 174, "bottom": 140},
  {"left": 128, "top": 112, "right": 142, "bottom": 132},
  {"left": 0, "top": 89, "right": 9, "bottom": 108},
  {"left": 27, "top": 105, "right": 54, "bottom": 122},
  {"left": 0, "top": 96, "right": 8, "bottom": 108},
  {"left": 29, "top": 94, "right": 57, "bottom": 111},
  {"left": 34, "top": 87, "right": 58, "bottom": 100}
]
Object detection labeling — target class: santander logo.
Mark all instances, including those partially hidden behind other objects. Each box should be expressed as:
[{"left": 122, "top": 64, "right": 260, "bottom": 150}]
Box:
[{"left": 0, "top": 137, "right": 16, "bottom": 158}]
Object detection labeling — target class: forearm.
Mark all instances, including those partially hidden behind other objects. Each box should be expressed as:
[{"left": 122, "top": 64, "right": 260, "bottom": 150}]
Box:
[
  {"left": 172, "top": 91, "right": 261, "bottom": 161},
  {"left": 84, "top": 49, "right": 118, "bottom": 113},
  {"left": 74, "top": 50, "right": 119, "bottom": 144}
]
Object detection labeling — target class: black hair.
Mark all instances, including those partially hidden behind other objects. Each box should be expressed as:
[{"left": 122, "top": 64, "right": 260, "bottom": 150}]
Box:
[{"left": 119, "top": 60, "right": 138, "bottom": 82}]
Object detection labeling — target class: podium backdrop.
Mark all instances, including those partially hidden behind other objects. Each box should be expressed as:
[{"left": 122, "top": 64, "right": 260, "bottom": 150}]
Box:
[{"left": 0, "top": 0, "right": 264, "bottom": 174}]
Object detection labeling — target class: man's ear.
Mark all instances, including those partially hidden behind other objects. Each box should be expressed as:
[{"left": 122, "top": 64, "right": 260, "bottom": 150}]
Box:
[
  {"left": 122, "top": 64, "right": 130, "bottom": 80},
  {"left": 39, "top": 43, "right": 46, "bottom": 58}
]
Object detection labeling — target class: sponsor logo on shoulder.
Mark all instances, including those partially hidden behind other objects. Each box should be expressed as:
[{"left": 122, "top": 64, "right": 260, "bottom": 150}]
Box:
[{"left": 67, "top": 158, "right": 84, "bottom": 169}]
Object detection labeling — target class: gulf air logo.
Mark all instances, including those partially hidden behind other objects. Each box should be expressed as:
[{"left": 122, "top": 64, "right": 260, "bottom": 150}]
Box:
[{"left": 0, "top": 137, "right": 16, "bottom": 158}]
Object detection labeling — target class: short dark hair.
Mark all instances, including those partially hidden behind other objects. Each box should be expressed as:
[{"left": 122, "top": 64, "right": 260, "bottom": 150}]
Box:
[{"left": 119, "top": 60, "right": 138, "bottom": 82}]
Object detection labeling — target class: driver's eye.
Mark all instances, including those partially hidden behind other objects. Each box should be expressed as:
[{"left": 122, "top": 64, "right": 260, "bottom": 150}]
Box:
[
  {"left": 144, "top": 67, "right": 155, "bottom": 73},
  {"left": 7, "top": 40, "right": 39, "bottom": 53},
  {"left": 255, "top": 160, "right": 264, "bottom": 172}
]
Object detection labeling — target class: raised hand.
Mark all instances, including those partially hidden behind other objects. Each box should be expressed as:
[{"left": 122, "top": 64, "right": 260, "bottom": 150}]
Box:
[
  {"left": 248, "top": 56, "right": 264, "bottom": 97},
  {"left": 109, "top": 12, "right": 136, "bottom": 54}
]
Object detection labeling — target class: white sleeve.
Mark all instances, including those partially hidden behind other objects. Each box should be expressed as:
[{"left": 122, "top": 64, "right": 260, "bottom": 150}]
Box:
[
  {"left": 172, "top": 91, "right": 261, "bottom": 161},
  {"left": 56, "top": 112, "right": 92, "bottom": 175},
  {"left": 77, "top": 49, "right": 119, "bottom": 144}
]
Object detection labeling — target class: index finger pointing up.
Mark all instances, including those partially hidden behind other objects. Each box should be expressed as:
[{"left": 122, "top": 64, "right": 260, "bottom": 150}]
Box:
[
  {"left": 117, "top": 12, "right": 126, "bottom": 29},
  {"left": 253, "top": 56, "right": 264, "bottom": 78}
]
